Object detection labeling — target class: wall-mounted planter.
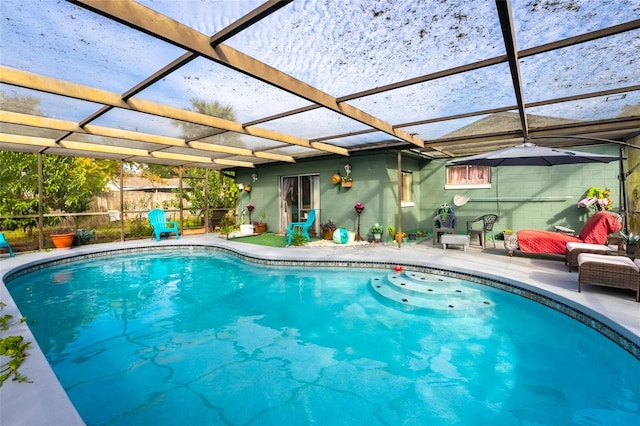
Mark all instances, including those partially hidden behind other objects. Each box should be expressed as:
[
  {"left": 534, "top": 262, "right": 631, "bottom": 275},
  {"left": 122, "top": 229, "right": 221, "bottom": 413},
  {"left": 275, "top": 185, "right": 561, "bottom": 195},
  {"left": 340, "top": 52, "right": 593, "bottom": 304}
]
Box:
[{"left": 341, "top": 181, "right": 352, "bottom": 188}]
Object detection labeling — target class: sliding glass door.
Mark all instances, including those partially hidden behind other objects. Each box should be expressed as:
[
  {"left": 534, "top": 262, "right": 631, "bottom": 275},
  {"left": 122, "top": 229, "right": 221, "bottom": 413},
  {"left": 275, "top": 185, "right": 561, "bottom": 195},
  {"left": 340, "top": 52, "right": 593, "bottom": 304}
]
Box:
[{"left": 280, "top": 174, "right": 320, "bottom": 235}]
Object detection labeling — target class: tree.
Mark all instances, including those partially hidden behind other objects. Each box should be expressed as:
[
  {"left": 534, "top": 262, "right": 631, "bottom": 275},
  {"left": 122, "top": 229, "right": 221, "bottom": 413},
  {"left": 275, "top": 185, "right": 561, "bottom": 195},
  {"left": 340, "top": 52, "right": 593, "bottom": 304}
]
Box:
[
  {"left": 0, "top": 152, "right": 118, "bottom": 233},
  {"left": 172, "top": 98, "right": 241, "bottom": 221},
  {"left": 182, "top": 166, "right": 238, "bottom": 210},
  {"left": 174, "top": 98, "right": 238, "bottom": 139}
]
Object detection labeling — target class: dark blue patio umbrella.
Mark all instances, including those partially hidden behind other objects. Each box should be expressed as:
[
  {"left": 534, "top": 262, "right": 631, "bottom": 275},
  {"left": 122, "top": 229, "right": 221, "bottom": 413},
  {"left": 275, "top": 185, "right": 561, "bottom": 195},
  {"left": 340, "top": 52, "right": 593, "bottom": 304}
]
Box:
[
  {"left": 446, "top": 142, "right": 620, "bottom": 167},
  {"left": 447, "top": 142, "right": 622, "bottom": 232}
]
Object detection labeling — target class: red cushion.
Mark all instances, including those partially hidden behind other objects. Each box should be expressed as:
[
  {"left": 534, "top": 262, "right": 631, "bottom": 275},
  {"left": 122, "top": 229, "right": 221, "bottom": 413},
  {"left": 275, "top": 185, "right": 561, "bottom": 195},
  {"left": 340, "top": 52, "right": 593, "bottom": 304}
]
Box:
[
  {"left": 578, "top": 211, "right": 622, "bottom": 244},
  {"left": 517, "top": 230, "right": 581, "bottom": 255},
  {"left": 517, "top": 212, "right": 621, "bottom": 254}
]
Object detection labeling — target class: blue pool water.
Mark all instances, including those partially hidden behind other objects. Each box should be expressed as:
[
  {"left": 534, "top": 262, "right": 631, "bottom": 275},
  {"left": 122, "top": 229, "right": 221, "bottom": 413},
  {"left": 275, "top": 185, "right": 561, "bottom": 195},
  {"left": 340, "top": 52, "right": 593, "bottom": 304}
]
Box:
[{"left": 7, "top": 250, "right": 640, "bottom": 425}]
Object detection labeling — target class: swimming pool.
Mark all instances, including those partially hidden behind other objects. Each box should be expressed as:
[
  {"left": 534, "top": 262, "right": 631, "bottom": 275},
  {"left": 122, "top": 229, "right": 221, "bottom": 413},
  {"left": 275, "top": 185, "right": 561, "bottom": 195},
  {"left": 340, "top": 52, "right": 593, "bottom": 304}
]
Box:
[{"left": 6, "top": 249, "right": 640, "bottom": 425}]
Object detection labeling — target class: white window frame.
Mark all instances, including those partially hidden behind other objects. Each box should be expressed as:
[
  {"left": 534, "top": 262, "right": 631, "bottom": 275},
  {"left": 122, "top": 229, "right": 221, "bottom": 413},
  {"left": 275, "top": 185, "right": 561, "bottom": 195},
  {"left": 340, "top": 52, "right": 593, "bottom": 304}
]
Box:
[
  {"left": 401, "top": 170, "right": 415, "bottom": 207},
  {"left": 445, "top": 165, "right": 491, "bottom": 189}
]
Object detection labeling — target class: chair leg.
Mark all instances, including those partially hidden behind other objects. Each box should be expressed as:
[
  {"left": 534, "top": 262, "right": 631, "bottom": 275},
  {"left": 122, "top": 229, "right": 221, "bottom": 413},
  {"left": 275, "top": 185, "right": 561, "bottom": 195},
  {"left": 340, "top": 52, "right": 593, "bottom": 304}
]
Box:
[{"left": 2, "top": 244, "right": 14, "bottom": 257}]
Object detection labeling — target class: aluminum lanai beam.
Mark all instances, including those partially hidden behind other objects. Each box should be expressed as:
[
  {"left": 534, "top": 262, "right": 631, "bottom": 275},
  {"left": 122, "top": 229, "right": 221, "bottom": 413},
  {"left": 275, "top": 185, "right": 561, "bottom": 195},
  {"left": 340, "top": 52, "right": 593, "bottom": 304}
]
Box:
[
  {"left": 76, "top": 0, "right": 297, "bottom": 163},
  {"left": 69, "top": 0, "right": 424, "bottom": 148},
  {"left": 0, "top": 66, "right": 349, "bottom": 157},
  {"left": 0, "top": 110, "right": 298, "bottom": 163},
  {"left": 495, "top": 0, "right": 529, "bottom": 140},
  {"left": 242, "top": 20, "right": 639, "bottom": 147}
]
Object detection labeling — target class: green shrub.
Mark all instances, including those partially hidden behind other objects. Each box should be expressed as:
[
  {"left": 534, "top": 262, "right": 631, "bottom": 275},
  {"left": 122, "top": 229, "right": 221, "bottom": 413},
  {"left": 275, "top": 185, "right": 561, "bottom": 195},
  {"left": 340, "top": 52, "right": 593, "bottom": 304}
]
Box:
[{"left": 290, "top": 229, "right": 308, "bottom": 246}]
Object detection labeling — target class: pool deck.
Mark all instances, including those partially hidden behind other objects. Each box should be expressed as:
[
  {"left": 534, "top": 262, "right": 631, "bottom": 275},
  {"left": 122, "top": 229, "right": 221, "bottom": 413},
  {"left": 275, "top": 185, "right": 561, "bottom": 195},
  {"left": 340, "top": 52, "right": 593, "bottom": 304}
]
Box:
[{"left": 1, "top": 234, "right": 639, "bottom": 426}]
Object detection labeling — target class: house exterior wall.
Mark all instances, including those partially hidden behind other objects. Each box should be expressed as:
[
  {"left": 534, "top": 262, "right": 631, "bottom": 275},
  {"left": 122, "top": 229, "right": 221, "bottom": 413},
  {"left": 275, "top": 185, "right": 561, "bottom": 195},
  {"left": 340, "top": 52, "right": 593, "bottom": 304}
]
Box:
[
  {"left": 236, "top": 144, "right": 622, "bottom": 239},
  {"left": 236, "top": 152, "right": 425, "bottom": 238},
  {"left": 419, "top": 144, "right": 621, "bottom": 234}
]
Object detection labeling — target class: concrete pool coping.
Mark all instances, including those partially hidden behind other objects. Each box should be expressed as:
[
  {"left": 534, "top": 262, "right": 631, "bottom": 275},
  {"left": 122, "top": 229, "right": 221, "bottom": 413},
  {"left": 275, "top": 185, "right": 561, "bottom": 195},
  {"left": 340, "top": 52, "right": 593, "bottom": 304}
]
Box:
[{"left": 1, "top": 234, "right": 639, "bottom": 425}]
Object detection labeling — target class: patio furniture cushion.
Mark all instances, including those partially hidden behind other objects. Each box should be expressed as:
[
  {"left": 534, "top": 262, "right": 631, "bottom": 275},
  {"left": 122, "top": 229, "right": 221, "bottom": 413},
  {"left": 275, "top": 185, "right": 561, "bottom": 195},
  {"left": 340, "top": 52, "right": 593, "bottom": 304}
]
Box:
[
  {"left": 565, "top": 242, "right": 613, "bottom": 272},
  {"left": 514, "top": 211, "right": 622, "bottom": 256},
  {"left": 578, "top": 211, "right": 622, "bottom": 244},
  {"left": 577, "top": 253, "right": 639, "bottom": 302},
  {"left": 517, "top": 230, "right": 582, "bottom": 255}
]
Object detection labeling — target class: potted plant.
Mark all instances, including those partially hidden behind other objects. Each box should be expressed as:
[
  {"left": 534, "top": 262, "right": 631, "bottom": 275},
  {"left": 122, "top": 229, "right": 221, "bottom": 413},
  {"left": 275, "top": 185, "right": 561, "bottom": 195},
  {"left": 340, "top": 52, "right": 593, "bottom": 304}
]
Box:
[
  {"left": 501, "top": 229, "right": 513, "bottom": 240},
  {"left": 254, "top": 212, "right": 268, "bottom": 234},
  {"left": 219, "top": 212, "right": 236, "bottom": 239},
  {"left": 50, "top": 228, "right": 76, "bottom": 249},
  {"left": 341, "top": 175, "right": 353, "bottom": 188},
  {"left": 321, "top": 219, "right": 337, "bottom": 240},
  {"left": 371, "top": 223, "right": 383, "bottom": 242},
  {"left": 621, "top": 232, "right": 640, "bottom": 255}
]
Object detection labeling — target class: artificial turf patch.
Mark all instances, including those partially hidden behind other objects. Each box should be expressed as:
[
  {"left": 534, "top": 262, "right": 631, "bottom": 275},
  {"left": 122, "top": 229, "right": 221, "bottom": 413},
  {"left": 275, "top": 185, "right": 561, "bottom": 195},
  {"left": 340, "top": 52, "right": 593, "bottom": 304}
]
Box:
[{"left": 229, "top": 232, "right": 288, "bottom": 247}]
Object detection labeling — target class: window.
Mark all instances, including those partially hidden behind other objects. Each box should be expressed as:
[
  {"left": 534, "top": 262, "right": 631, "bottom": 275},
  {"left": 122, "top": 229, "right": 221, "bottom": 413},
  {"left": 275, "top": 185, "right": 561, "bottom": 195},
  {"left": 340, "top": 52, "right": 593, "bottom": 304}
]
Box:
[
  {"left": 401, "top": 171, "right": 413, "bottom": 206},
  {"left": 445, "top": 165, "right": 491, "bottom": 189}
]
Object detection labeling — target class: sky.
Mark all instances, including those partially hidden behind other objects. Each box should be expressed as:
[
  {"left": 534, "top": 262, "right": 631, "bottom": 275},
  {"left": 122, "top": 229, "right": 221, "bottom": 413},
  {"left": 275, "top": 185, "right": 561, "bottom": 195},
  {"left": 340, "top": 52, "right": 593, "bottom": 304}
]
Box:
[{"left": 0, "top": 0, "right": 638, "bottom": 147}]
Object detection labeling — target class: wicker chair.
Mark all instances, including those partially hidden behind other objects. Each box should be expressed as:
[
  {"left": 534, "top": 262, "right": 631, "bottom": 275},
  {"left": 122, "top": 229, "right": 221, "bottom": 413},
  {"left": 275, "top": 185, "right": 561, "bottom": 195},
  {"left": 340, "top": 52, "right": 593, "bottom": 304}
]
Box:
[
  {"left": 566, "top": 242, "right": 613, "bottom": 272},
  {"left": 577, "top": 253, "right": 639, "bottom": 302},
  {"left": 467, "top": 214, "right": 498, "bottom": 249}
]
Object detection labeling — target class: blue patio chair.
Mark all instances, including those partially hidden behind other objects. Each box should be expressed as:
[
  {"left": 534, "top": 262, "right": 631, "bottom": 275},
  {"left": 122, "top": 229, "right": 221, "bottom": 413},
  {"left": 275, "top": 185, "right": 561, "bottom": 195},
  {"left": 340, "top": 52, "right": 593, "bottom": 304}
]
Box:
[
  {"left": 284, "top": 209, "right": 316, "bottom": 246},
  {"left": 0, "top": 232, "right": 15, "bottom": 257},
  {"left": 148, "top": 209, "right": 179, "bottom": 241}
]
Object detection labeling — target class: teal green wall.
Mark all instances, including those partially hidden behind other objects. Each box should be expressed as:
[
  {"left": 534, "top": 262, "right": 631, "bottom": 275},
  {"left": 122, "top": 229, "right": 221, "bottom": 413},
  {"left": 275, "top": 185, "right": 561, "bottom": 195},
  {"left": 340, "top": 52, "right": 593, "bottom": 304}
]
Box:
[
  {"left": 235, "top": 152, "right": 426, "bottom": 238},
  {"left": 420, "top": 144, "right": 621, "bottom": 234},
  {"left": 236, "top": 144, "right": 621, "bottom": 237}
]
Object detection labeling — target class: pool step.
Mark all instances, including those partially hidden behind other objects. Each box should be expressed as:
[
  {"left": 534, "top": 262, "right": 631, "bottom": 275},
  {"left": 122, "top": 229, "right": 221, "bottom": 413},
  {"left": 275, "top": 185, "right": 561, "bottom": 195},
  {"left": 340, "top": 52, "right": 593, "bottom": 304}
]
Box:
[{"left": 370, "top": 271, "right": 493, "bottom": 311}]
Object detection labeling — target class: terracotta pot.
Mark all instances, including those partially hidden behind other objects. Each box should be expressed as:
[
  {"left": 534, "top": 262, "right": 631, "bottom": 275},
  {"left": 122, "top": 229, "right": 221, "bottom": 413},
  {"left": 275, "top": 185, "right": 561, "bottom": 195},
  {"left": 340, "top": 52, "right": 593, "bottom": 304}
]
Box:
[
  {"left": 50, "top": 232, "right": 75, "bottom": 249},
  {"left": 341, "top": 181, "right": 352, "bottom": 188},
  {"left": 323, "top": 228, "right": 336, "bottom": 240},
  {"left": 254, "top": 223, "right": 268, "bottom": 234}
]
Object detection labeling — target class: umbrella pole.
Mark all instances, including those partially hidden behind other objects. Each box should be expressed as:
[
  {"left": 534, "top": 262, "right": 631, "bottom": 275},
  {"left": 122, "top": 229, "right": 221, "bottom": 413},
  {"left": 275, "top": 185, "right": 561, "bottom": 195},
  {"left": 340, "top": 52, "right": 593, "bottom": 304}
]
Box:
[
  {"left": 495, "top": 168, "right": 501, "bottom": 218},
  {"left": 619, "top": 146, "right": 629, "bottom": 235},
  {"left": 397, "top": 151, "right": 402, "bottom": 248}
]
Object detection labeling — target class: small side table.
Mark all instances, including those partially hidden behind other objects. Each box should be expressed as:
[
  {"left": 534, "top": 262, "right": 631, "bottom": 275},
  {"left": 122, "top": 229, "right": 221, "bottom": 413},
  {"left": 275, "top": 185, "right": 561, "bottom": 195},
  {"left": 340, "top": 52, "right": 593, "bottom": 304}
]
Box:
[{"left": 441, "top": 234, "right": 470, "bottom": 251}]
